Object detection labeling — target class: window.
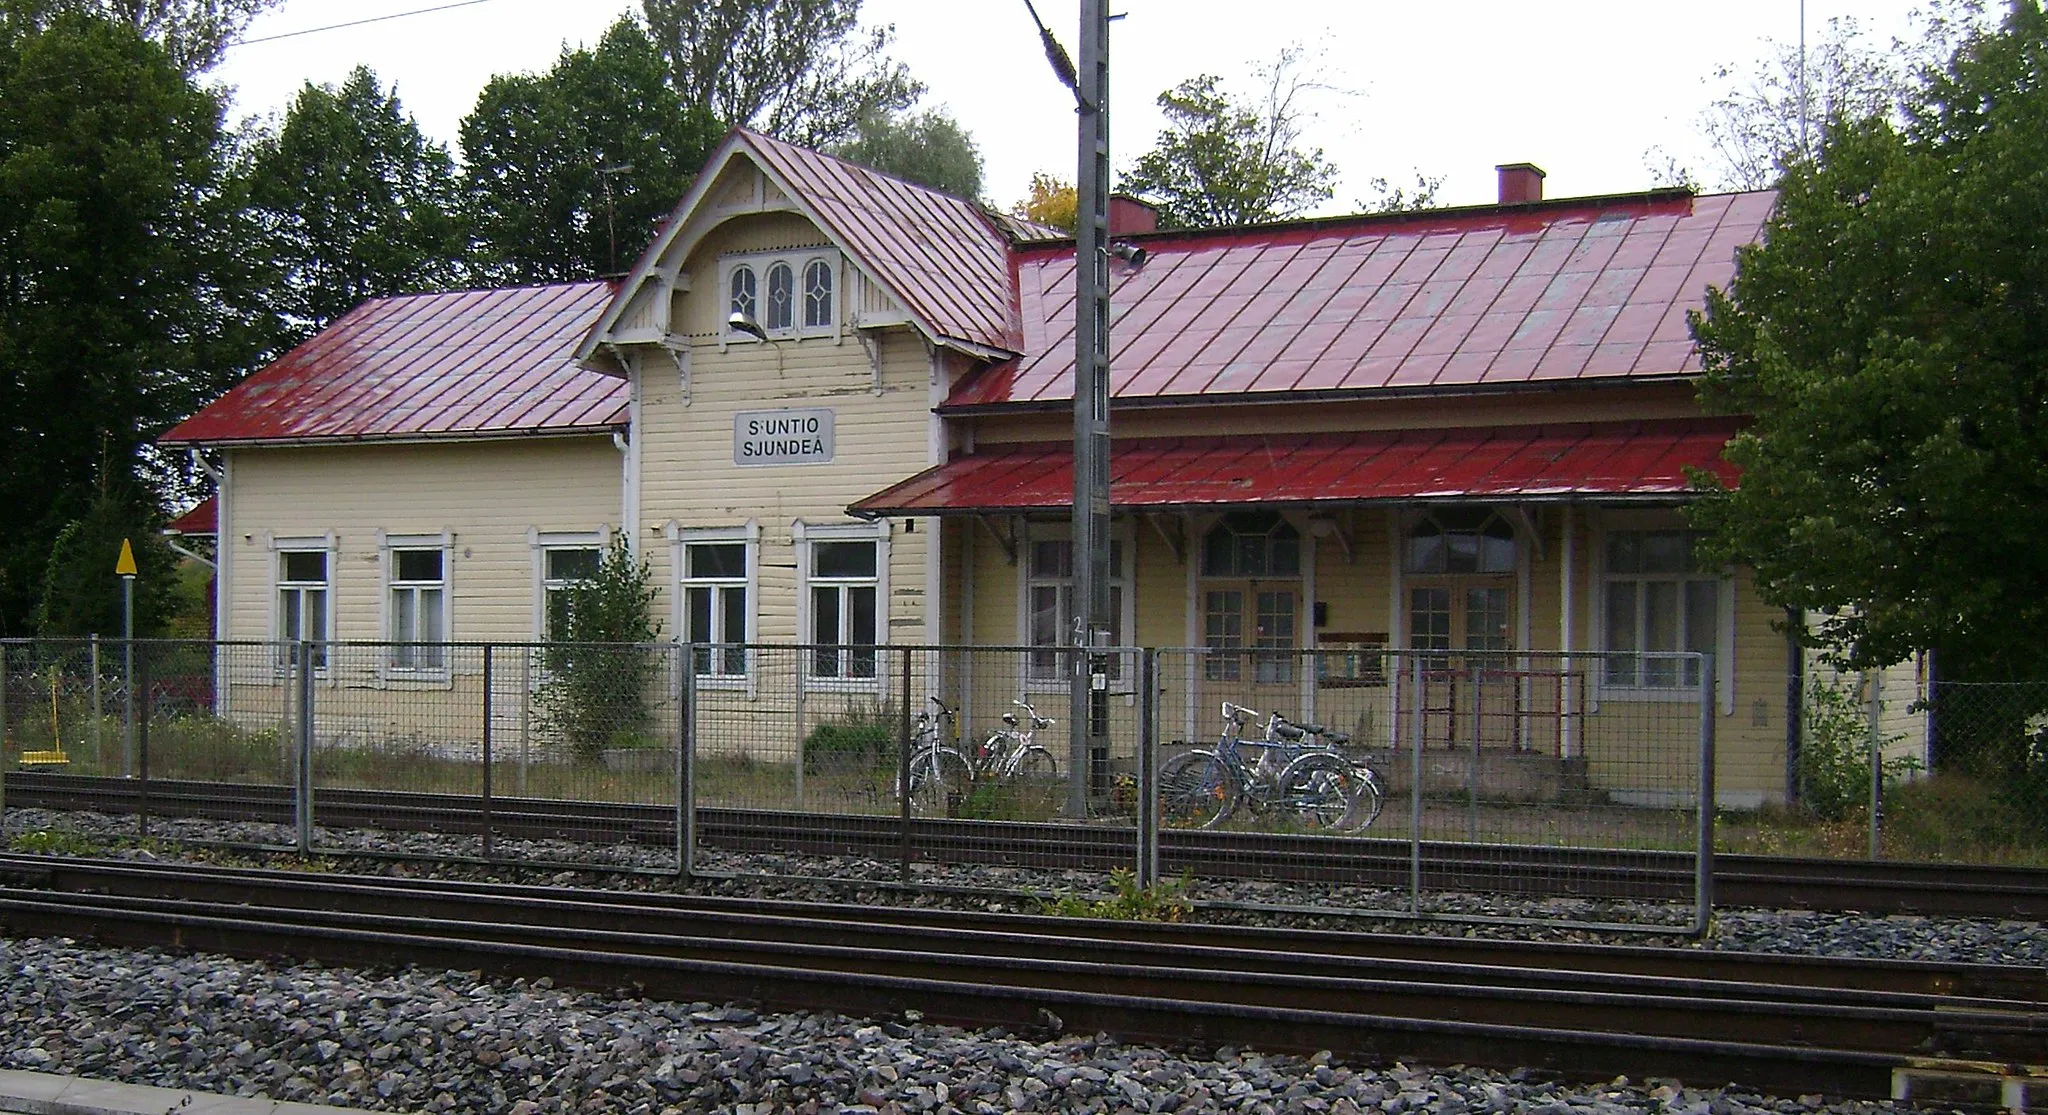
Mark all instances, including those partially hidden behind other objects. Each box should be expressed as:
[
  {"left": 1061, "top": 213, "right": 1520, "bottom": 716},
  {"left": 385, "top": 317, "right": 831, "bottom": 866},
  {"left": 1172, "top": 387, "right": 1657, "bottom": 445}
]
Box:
[
  {"left": 1405, "top": 508, "right": 1516, "bottom": 574},
  {"left": 803, "top": 259, "right": 834, "bottom": 328},
  {"left": 764, "top": 262, "right": 794, "bottom": 332},
  {"left": 1200, "top": 513, "right": 1301, "bottom": 682},
  {"left": 277, "top": 548, "right": 329, "bottom": 670},
  {"left": 388, "top": 546, "right": 447, "bottom": 671},
  {"left": 1200, "top": 512, "right": 1301, "bottom": 577},
  {"left": 1025, "top": 536, "right": 1126, "bottom": 681},
  {"left": 728, "top": 265, "right": 757, "bottom": 328},
  {"left": 1604, "top": 530, "right": 1718, "bottom": 688},
  {"left": 808, "top": 539, "right": 878, "bottom": 679},
  {"left": 684, "top": 541, "right": 749, "bottom": 676},
  {"left": 540, "top": 546, "right": 601, "bottom": 640},
  {"left": 723, "top": 252, "right": 838, "bottom": 339}
]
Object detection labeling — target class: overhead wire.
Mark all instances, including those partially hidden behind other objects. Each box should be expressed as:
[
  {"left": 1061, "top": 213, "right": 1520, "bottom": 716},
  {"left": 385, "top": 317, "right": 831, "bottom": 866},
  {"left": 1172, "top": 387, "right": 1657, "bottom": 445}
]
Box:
[{"left": 229, "top": 0, "right": 503, "bottom": 49}]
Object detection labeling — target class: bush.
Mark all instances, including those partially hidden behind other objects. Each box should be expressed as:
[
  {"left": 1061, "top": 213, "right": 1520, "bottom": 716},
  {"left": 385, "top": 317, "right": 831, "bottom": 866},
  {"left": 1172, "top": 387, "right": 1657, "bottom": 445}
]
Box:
[
  {"left": 802, "top": 703, "right": 898, "bottom": 774},
  {"left": 534, "top": 538, "right": 660, "bottom": 763},
  {"left": 1799, "top": 674, "right": 1919, "bottom": 821}
]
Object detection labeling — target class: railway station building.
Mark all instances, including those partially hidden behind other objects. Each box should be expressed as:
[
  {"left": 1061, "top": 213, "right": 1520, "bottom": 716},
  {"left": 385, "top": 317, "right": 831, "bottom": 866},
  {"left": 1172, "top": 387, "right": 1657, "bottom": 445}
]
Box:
[{"left": 162, "top": 128, "right": 1926, "bottom": 808}]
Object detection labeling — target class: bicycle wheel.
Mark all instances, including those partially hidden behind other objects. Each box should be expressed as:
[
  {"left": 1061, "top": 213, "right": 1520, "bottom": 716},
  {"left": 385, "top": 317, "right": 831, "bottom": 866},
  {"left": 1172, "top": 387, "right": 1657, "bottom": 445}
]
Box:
[
  {"left": 1277, "top": 753, "right": 1363, "bottom": 832},
  {"left": 1344, "top": 770, "right": 1386, "bottom": 832},
  {"left": 905, "top": 748, "right": 972, "bottom": 816},
  {"left": 1006, "top": 746, "right": 1063, "bottom": 819},
  {"left": 1159, "top": 750, "right": 1239, "bottom": 829}
]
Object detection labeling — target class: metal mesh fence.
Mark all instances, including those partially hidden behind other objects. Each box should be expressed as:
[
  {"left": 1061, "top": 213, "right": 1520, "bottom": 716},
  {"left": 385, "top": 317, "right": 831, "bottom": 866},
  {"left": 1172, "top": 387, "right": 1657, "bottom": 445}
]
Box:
[
  {"left": 1152, "top": 648, "right": 1712, "bottom": 930},
  {"left": 686, "top": 644, "right": 1138, "bottom": 894}
]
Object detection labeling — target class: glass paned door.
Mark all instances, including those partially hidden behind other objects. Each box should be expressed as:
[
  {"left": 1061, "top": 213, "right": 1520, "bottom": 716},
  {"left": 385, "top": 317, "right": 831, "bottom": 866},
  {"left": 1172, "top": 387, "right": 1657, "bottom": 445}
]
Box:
[{"left": 1409, "top": 578, "right": 1519, "bottom": 749}]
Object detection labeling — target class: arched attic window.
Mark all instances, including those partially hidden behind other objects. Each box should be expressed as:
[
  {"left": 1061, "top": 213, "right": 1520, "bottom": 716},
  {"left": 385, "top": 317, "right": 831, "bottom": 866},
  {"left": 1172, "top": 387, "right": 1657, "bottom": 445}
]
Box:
[
  {"left": 1404, "top": 508, "right": 1516, "bottom": 574},
  {"left": 804, "top": 259, "right": 834, "bottom": 328},
  {"left": 764, "top": 262, "right": 794, "bottom": 331}
]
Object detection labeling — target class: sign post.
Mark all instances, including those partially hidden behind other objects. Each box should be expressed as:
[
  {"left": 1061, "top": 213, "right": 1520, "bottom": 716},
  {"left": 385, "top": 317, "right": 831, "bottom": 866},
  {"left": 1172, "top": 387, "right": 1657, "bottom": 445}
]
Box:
[{"left": 117, "top": 539, "right": 137, "bottom": 777}]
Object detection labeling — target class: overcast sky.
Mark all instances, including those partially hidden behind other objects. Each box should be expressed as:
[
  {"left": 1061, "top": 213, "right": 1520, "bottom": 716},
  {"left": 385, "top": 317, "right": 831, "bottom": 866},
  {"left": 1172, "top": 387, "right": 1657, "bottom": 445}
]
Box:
[{"left": 210, "top": 0, "right": 1933, "bottom": 211}]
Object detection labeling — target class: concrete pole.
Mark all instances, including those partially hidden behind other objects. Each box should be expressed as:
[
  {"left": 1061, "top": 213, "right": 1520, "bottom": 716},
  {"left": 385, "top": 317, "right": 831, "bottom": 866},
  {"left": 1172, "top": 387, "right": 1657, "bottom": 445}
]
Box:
[{"left": 1069, "top": 0, "right": 1112, "bottom": 818}]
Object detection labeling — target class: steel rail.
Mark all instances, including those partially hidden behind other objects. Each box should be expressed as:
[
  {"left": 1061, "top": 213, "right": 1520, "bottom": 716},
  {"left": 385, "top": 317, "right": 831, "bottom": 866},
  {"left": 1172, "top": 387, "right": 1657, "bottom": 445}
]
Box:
[
  {"left": 7, "top": 773, "right": 2048, "bottom": 917},
  {"left": 1, "top": 860, "right": 2041, "bottom": 1099}
]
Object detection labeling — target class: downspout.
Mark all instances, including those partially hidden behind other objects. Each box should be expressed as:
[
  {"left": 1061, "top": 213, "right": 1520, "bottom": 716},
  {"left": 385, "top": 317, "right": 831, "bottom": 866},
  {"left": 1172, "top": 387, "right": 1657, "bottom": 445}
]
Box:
[{"left": 1785, "top": 605, "right": 1804, "bottom": 805}]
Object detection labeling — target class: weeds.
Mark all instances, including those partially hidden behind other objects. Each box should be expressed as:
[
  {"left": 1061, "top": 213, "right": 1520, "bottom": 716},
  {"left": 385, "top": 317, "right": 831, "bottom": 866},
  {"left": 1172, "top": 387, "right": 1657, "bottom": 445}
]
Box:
[{"left": 1039, "top": 869, "right": 1194, "bottom": 922}]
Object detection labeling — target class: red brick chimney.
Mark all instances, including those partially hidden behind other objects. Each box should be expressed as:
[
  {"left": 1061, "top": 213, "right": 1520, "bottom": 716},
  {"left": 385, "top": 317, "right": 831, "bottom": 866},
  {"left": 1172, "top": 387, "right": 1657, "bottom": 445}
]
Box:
[
  {"left": 1496, "top": 163, "right": 1546, "bottom": 205},
  {"left": 1109, "top": 193, "right": 1158, "bottom": 235}
]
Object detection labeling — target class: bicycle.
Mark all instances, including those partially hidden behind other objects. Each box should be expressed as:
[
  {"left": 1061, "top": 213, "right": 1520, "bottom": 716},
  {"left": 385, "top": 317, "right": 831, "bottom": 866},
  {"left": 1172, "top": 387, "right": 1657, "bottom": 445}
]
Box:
[
  {"left": 903, "top": 696, "right": 971, "bottom": 814},
  {"left": 1159, "top": 702, "right": 1381, "bottom": 832},
  {"left": 972, "top": 700, "right": 1062, "bottom": 813}
]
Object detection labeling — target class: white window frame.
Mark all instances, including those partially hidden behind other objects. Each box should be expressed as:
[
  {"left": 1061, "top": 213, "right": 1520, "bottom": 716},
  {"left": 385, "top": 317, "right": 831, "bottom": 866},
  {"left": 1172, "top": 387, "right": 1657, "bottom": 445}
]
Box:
[
  {"left": 1017, "top": 520, "right": 1136, "bottom": 692},
  {"left": 529, "top": 527, "right": 609, "bottom": 642},
  {"left": 379, "top": 530, "right": 453, "bottom": 682},
  {"left": 1592, "top": 512, "right": 1736, "bottom": 709},
  {"left": 721, "top": 250, "right": 840, "bottom": 341},
  {"left": 268, "top": 532, "right": 336, "bottom": 677},
  {"left": 668, "top": 520, "right": 759, "bottom": 689},
  {"left": 795, "top": 519, "right": 888, "bottom": 689}
]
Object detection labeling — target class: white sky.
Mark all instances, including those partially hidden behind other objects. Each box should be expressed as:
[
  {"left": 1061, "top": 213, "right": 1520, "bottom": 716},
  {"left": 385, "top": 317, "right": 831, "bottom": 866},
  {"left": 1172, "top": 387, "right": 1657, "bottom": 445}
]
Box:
[{"left": 210, "top": 0, "right": 1930, "bottom": 211}]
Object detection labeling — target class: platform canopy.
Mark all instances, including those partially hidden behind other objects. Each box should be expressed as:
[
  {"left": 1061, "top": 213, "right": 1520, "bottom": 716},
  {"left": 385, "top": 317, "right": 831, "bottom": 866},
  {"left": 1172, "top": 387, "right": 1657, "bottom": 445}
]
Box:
[{"left": 849, "top": 417, "right": 1740, "bottom": 518}]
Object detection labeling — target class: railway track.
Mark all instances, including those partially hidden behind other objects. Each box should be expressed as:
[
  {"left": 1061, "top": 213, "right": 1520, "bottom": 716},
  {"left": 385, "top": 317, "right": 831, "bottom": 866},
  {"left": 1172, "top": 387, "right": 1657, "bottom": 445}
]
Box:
[
  {"left": 0, "top": 854, "right": 2043, "bottom": 1103},
  {"left": 7, "top": 772, "right": 2048, "bottom": 918}
]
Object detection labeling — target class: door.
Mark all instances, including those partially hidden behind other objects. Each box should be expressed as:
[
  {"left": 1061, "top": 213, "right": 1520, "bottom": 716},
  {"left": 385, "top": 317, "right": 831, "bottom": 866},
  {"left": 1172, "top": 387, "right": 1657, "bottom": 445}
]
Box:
[
  {"left": 1408, "top": 579, "right": 1520, "bottom": 749},
  {"left": 1202, "top": 582, "right": 1301, "bottom": 712}
]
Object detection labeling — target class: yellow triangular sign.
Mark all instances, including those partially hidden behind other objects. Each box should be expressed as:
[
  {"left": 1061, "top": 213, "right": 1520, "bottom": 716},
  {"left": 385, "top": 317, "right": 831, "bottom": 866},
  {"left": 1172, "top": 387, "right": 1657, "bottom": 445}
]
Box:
[{"left": 115, "top": 538, "right": 138, "bottom": 577}]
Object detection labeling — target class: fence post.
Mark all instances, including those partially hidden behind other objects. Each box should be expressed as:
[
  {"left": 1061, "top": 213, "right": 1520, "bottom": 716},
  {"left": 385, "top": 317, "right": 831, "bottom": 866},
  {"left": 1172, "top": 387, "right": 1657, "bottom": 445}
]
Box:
[
  {"left": 898, "top": 646, "right": 913, "bottom": 883},
  {"left": 1868, "top": 669, "right": 1883, "bottom": 861},
  {"left": 481, "top": 644, "right": 494, "bottom": 862},
  {"left": 1468, "top": 662, "right": 1482, "bottom": 844},
  {"left": 677, "top": 643, "right": 695, "bottom": 880},
  {"left": 295, "top": 639, "right": 313, "bottom": 854},
  {"left": 0, "top": 643, "right": 9, "bottom": 831},
  {"left": 136, "top": 643, "right": 151, "bottom": 838},
  {"left": 1136, "top": 649, "right": 1159, "bottom": 889},
  {"left": 1409, "top": 654, "right": 1424, "bottom": 915},
  {"left": 793, "top": 647, "right": 806, "bottom": 811},
  {"left": 122, "top": 632, "right": 135, "bottom": 777},
  {"left": 90, "top": 635, "right": 102, "bottom": 765},
  {"left": 1694, "top": 652, "right": 1717, "bottom": 935}
]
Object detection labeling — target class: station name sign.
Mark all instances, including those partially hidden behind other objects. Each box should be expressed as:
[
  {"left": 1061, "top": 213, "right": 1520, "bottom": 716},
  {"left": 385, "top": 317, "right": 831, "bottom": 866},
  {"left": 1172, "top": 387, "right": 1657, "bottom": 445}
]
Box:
[{"left": 733, "top": 407, "right": 835, "bottom": 466}]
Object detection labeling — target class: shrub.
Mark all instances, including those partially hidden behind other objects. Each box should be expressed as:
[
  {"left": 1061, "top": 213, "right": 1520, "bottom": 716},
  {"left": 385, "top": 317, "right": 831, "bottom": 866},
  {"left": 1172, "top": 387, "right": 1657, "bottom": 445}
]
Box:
[
  {"left": 534, "top": 538, "right": 660, "bottom": 763},
  {"left": 1040, "top": 870, "right": 1193, "bottom": 922},
  {"left": 803, "top": 702, "right": 899, "bottom": 774},
  {"left": 1799, "top": 673, "right": 1919, "bottom": 821}
]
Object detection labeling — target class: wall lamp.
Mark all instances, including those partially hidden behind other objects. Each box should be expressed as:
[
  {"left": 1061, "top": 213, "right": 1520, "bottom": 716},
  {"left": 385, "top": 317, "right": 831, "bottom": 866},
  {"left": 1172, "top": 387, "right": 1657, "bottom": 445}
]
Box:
[
  {"left": 728, "top": 311, "right": 770, "bottom": 341},
  {"left": 1107, "top": 241, "right": 1148, "bottom": 267}
]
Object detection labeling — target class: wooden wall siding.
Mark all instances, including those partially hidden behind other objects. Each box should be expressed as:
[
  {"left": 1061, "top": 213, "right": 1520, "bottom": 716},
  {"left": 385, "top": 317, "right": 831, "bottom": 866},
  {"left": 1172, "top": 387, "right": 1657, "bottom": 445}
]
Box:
[
  {"left": 221, "top": 437, "right": 621, "bottom": 647},
  {"left": 633, "top": 207, "right": 938, "bottom": 651},
  {"left": 963, "top": 381, "right": 1704, "bottom": 446}
]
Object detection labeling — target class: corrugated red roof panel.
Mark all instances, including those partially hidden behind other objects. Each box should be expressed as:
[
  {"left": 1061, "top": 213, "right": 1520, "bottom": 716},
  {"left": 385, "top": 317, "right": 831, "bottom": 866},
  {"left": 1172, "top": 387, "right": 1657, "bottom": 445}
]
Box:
[
  {"left": 850, "top": 418, "right": 1742, "bottom": 516},
  {"left": 161, "top": 283, "right": 625, "bottom": 446},
  {"left": 943, "top": 190, "right": 1773, "bottom": 410},
  {"left": 741, "top": 129, "right": 1021, "bottom": 353}
]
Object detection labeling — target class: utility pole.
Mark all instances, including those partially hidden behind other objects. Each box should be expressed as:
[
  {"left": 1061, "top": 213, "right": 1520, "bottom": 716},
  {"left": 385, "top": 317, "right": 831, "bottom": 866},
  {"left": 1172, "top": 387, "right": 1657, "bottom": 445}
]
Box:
[{"left": 1069, "top": 0, "right": 1113, "bottom": 817}]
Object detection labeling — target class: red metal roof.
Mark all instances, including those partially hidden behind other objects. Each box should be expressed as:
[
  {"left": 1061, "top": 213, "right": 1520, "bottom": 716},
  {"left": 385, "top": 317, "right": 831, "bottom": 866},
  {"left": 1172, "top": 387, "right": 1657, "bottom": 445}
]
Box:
[
  {"left": 165, "top": 496, "right": 216, "bottom": 535},
  {"left": 850, "top": 418, "right": 1742, "bottom": 516},
  {"left": 741, "top": 129, "right": 1023, "bottom": 354},
  {"left": 162, "top": 283, "right": 626, "bottom": 446},
  {"left": 943, "top": 190, "right": 1775, "bottom": 411}
]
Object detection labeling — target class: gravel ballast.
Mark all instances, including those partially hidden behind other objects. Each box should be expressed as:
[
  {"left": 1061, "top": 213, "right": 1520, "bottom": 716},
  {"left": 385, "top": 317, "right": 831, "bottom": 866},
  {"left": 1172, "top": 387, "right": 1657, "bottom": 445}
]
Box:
[{"left": 0, "top": 935, "right": 1950, "bottom": 1115}]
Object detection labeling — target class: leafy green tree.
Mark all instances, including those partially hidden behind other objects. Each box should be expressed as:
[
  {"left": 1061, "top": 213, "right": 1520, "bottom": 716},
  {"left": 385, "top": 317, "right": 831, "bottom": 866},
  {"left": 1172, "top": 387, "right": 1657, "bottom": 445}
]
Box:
[
  {"left": 640, "top": 0, "right": 920, "bottom": 149},
  {"left": 245, "top": 66, "right": 466, "bottom": 336},
  {"left": 1690, "top": 1, "right": 2047, "bottom": 685},
  {"left": 1358, "top": 172, "right": 1443, "bottom": 214},
  {"left": 33, "top": 485, "right": 179, "bottom": 637},
  {"left": 831, "top": 106, "right": 982, "bottom": 199},
  {"left": 1122, "top": 58, "right": 1338, "bottom": 229},
  {"left": 1012, "top": 171, "right": 1076, "bottom": 231},
  {"left": 0, "top": 11, "right": 268, "bottom": 634},
  {"left": 535, "top": 538, "right": 661, "bottom": 760},
  {"left": 462, "top": 16, "right": 719, "bottom": 283},
  {"left": 11, "top": 0, "right": 282, "bottom": 75}
]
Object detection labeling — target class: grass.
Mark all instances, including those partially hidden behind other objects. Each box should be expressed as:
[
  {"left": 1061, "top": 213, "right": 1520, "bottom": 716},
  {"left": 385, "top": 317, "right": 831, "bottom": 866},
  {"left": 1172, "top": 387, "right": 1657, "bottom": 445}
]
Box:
[
  {"left": 1039, "top": 869, "right": 1194, "bottom": 921},
  {"left": 1716, "top": 770, "right": 2048, "bottom": 866}
]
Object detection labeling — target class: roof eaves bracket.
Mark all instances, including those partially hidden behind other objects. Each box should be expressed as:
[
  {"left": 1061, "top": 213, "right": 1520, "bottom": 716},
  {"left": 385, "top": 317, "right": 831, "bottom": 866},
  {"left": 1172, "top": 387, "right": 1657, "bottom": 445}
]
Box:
[
  {"left": 1510, "top": 505, "right": 1546, "bottom": 563},
  {"left": 975, "top": 514, "right": 1018, "bottom": 565},
  {"left": 859, "top": 330, "right": 884, "bottom": 395},
  {"left": 660, "top": 335, "right": 691, "bottom": 407},
  {"left": 1146, "top": 513, "right": 1186, "bottom": 565}
]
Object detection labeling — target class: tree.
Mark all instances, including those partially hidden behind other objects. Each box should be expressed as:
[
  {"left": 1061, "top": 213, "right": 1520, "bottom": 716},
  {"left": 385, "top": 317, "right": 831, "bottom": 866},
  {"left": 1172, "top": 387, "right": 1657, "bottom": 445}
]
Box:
[
  {"left": 535, "top": 537, "right": 660, "bottom": 760},
  {"left": 0, "top": 11, "right": 268, "bottom": 634},
  {"left": 1656, "top": 4, "right": 1989, "bottom": 191},
  {"left": 461, "top": 17, "right": 720, "bottom": 283},
  {"left": 244, "top": 67, "right": 466, "bottom": 336},
  {"left": 33, "top": 485, "right": 179, "bottom": 637},
  {"left": 831, "top": 106, "right": 982, "bottom": 199},
  {"left": 1012, "top": 171, "right": 1076, "bottom": 231},
  {"left": 640, "top": 0, "right": 920, "bottom": 150},
  {"left": 1358, "top": 172, "right": 1443, "bottom": 214},
  {"left": 11, "top": 0, "right": 282, "bottom": 75},
  {"left": 1690, "top": 2, "right": 2047, "bottom": 685},
  {"left": 1121, "top": 52, "right": 1339, "bottom": 229}
]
